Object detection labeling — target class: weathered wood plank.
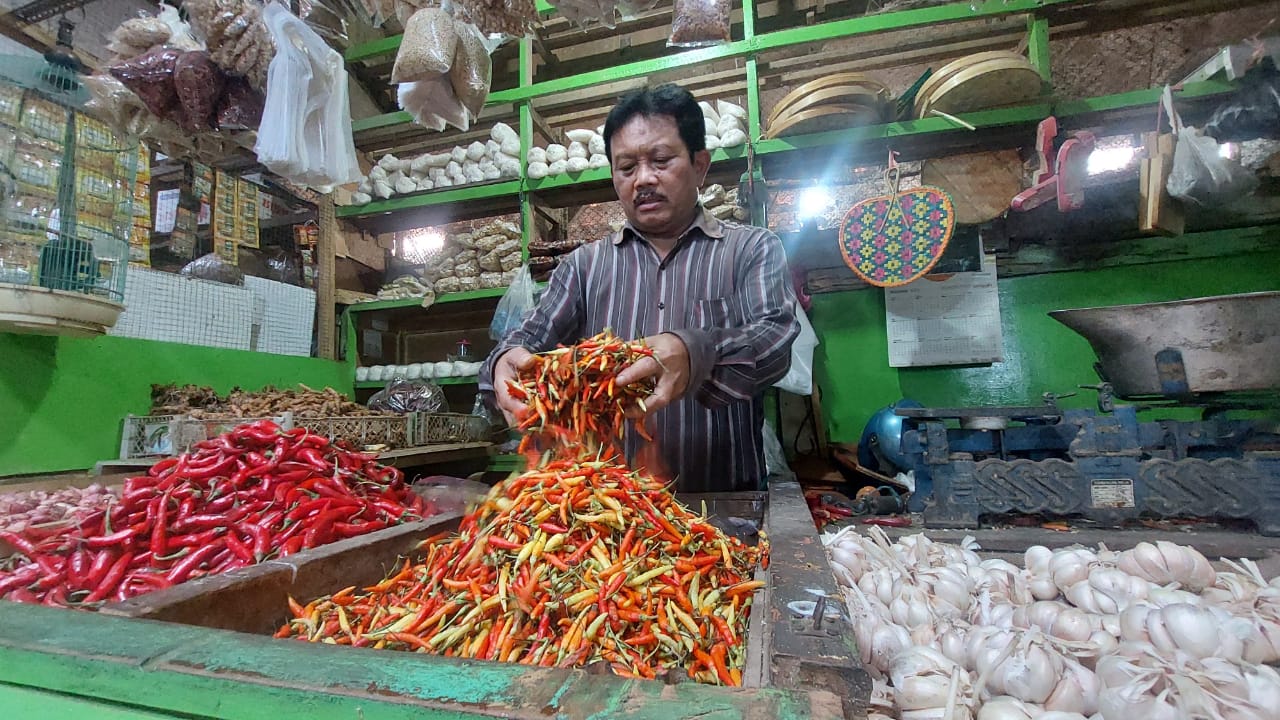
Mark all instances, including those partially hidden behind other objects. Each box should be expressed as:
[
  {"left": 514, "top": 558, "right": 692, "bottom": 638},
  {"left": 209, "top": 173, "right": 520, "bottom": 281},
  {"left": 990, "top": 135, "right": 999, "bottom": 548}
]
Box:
[{"left": 0, "top": 603, "right": 841, "bottom": 720}]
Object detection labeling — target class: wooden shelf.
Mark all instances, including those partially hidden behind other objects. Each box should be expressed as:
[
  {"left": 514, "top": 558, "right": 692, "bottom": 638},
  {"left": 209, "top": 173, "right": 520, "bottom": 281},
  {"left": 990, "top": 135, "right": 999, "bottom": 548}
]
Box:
[
  {"left": 354, "top": 376, "right": 478, "bottom": 389},
  {"left": 344, "top": 287, "right": 508, "bottom": 313}
]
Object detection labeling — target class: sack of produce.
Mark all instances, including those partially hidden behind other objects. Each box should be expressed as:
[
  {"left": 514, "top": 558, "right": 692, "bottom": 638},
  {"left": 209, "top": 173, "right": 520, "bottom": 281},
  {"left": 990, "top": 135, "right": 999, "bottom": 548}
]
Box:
[
  {"left": 668, "top": 0, "right": 731, "bottom": 48},
  {"left": 392, "top": 8, "right": 458, "bottom": 84},
  {"left": 368, "top": 376, "right": 448, "bottom": 413}
]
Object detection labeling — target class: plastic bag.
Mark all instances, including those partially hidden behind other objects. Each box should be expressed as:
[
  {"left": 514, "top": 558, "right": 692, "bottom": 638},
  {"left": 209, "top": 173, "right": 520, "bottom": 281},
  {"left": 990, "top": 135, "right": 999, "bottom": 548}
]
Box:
[
  {"left": 410, "top": 475, "right": 490, "bottom": 514},
  {"left": 255, "top": 3, "right": 361, "bottom": 190},
  {"left": 398, "top": 74, "right": 469, "bottom": 132},
  {"left": 173, "top": 51, "right": 225, "bottom": 132},
  {"left": 109, "top": 47, "right": 181, "bottom": 120},
  {"left": 449, "top": 21, "right": 492, "bottom": 121},
  {"left": 762, "top": 421, "right": 793, "bottom": 484},
  {"left": 1166, "top": 127, "right": 1259, "bottom": 207},
  {"left": 668, "top": 0, "right": 731, "bottom": 48},
  {"left": 489, "top": 265, "right": 537, "bottom": 341},
  {"left": 217, "top": 76, "right": 265, "bottom": 130},
  {"left": 180, "top": 252, "right": 245, "bottom": 285},
  {"left": 773, "top": 306, "right": 818, "bottom": 395},
  {"left": 1204, "top": 57, "right": 1280, "bottom": 142},
  {"left": 368, "top": 376, "right": 448, "bottom": 413},
  {"left": 392, "top": 8, "right": 458, "bottom": 84}
]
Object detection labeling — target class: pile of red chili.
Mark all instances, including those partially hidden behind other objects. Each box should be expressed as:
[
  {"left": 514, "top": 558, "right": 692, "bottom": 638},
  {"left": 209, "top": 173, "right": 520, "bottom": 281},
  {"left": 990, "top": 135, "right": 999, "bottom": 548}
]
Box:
[
  {"left": 0, "top": 420, "right": 431, "bottom": 607},
  {"left": 278, "top": 333, "right": 769, "bottom": 685}
]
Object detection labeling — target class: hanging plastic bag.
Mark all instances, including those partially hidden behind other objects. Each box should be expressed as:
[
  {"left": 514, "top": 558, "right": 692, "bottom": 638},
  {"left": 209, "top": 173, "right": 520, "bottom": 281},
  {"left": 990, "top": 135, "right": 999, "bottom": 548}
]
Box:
[
  {"left": 256, "top": 3, "right": 361, "bottom": 190},
  {"left": 489, "top": 265, "right": 537, "bottom": 341},
  {"left": 668, "top": 0, "right": 731, "bottom": 48},
  {"left": 1166, "top": 128, "right": 1258, "bottom": 207},
  {"left": 392, "top": 8, "right": 459, "bottom": 84},
  {"left": 773, "top": 305, "right": 818, "bottom": 395},
  {"left": 1204, "top": 57, "right": 1280, "bottom": 142},
  {"left": 1159, "top": 84, "right": 1258, "bottom": 208},
  {"left": 449, "top": 21, "right": 492, "bottom": 121}
]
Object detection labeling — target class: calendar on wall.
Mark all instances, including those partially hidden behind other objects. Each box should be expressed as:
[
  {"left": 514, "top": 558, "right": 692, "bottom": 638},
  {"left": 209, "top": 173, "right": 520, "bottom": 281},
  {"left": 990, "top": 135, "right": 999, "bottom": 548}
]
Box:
[{"left": 885, "top": 254, "right": 1004, "bottom": 368}]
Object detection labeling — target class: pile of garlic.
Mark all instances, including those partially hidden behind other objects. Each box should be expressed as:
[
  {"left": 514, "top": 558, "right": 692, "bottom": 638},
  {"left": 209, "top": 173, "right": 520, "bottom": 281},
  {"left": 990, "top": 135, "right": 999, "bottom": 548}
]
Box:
[
  {"left": 527, "top": 127, "right": 609, "bottom": 180},
  {"left": 350, "top": 123, "right": 522, "bottom": 205},
  {"left": 701, "top": 99, "right": 748, "bottom": 150},
  {"left": 825, "top": 527, "right": 1280, "bottom": 720}
]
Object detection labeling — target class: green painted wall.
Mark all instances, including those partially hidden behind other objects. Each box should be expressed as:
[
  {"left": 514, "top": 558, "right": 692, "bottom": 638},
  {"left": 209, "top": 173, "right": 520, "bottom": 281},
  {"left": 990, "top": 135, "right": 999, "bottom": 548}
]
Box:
[
  {"left": 810, "top": 249, "right": 1280, "bottom": 444},
  {"left": 0, "top": 334, "right": 352, "bottom": 478}
]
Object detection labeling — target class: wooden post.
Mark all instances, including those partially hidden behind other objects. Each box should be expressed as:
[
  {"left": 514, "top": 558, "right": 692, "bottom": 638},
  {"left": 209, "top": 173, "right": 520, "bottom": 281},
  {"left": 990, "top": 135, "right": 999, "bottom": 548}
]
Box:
[{"left": 317, "top": 196, "right": 338, "bottom": 359}]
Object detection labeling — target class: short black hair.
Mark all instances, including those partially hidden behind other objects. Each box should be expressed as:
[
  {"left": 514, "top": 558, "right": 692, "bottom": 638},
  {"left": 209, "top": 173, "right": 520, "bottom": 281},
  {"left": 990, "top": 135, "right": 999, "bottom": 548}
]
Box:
[{"left": 603, "top": 83, "right": 706, "bottom": 162}]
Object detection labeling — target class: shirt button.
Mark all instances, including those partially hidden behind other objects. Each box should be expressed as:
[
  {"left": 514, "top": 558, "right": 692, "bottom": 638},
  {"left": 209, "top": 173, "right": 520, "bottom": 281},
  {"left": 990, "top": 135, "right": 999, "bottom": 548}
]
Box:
[{"left": 658, "top": 302, "right": 666, "bottom": 310}]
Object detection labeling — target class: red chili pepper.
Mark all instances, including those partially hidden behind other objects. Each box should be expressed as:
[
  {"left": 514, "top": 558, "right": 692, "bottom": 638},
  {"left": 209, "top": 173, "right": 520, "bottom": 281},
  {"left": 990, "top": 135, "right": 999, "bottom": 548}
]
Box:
[
  {"left": 223, "top": 532, "right": 255, "bottom": 565},
  {"left": 0, "top": 531, "right": 42, "bottom": 560},
  {"left": 84, "top": 527, "right": 138, "bottom": 549},
  {"left": 538, "top": 522, "right": 569, "bottom": 535},
  {"left": 164, "top": 543, "right": 220, "bottom": 585},
  {"left": 486, "top": 536, "right": 522, "bottom": 551},
  {"left": 861, "top": 516, "right": 911, "bottom": 527},
  {"left": 239, "top": 522, "right": 271, "bottom": 561},
  {"left": 85, "top": 551, "right": 133, "bottom": 603},
  {"left": 149, "top": 493, "right": 169, "bottom": 559}
]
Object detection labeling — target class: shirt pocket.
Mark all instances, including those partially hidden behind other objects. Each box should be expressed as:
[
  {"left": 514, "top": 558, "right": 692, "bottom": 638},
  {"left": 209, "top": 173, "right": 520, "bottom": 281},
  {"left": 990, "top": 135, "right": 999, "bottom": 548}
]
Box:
[{"left": 688, "top": 297, "right": 733, "bottom": 329}]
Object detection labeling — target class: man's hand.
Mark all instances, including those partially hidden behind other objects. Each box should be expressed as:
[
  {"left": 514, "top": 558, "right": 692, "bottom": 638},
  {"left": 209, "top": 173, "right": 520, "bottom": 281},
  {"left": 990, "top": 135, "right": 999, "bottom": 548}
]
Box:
[
  {"left": 493, "top": 347, "right": 536, "bottom": 425},
  {"left": 615, "top": 333, "right": 692, "bottom": 416}
]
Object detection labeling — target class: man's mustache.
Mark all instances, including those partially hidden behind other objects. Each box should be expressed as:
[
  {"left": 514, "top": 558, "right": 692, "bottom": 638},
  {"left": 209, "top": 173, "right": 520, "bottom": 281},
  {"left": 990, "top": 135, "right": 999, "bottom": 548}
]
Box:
[{"left": 634, "top": 192, "right": 665, "bottom": 204}]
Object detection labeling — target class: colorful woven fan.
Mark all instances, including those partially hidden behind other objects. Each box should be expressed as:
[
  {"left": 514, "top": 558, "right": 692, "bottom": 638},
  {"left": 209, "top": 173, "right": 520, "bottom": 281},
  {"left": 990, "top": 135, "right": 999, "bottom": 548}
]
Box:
[{"left": 838, "top": 164, "right": 956, "bottom": 287}]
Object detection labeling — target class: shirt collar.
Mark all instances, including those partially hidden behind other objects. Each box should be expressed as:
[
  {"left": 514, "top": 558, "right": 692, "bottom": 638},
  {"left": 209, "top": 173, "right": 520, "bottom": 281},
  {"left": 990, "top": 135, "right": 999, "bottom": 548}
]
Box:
[{"left": 613, "top": 204, "right": 725, "bottom": 245}]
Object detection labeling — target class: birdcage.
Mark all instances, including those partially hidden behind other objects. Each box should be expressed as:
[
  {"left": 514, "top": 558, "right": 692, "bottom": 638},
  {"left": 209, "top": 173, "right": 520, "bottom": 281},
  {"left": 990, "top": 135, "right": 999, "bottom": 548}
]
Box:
[{"left": 0, "top": 49, "right": 136, "bottom": 336}]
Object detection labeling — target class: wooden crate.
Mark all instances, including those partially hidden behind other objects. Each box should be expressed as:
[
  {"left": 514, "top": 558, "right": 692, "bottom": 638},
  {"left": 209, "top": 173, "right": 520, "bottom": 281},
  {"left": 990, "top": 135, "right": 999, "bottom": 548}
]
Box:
[{"left": 100, "top": 482, "right": 869, "bottom": 718}]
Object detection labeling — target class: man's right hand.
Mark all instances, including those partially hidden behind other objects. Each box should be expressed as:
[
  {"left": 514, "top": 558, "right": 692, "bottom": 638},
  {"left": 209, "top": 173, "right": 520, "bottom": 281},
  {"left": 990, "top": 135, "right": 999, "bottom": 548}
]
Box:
[{"left": 493, "top": 347, "right": 536, "bottom": 426}]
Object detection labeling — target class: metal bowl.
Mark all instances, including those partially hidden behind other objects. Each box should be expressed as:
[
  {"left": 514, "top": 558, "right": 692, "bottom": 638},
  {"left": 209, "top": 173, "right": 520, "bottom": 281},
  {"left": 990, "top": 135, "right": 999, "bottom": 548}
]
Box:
[{"left": 1049, "top": 291, "right": 1280, "bottom": 397}]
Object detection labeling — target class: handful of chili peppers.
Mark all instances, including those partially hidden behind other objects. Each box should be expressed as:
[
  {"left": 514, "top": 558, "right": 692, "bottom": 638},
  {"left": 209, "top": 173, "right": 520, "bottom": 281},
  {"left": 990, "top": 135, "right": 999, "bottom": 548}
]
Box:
[
  {"left": 279, "top": 332, "right": 769, "bottom": 685},
  {"left": 506, "top": 329, "right": 657, "bottom": 452},
  {"left": 0, "top": 420, "right": 430, "bottom": 607}
]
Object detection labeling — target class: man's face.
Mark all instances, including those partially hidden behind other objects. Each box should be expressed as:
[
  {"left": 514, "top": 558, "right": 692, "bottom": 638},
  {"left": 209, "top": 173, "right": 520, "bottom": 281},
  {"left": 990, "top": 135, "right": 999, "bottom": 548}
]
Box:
[{"left": 610, "top": 113, "right": 711, "bottom": 237}]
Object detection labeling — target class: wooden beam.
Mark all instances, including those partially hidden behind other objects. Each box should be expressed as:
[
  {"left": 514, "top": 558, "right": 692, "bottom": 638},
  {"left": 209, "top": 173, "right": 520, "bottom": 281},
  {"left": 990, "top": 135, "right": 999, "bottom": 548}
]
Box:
[{"left": 317, "top": 196, "right": 339, "bottom": 360}]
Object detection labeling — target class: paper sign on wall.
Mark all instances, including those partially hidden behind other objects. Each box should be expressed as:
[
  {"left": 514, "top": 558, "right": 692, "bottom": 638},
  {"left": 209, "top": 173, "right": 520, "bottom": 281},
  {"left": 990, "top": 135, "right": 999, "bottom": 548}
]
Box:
[{"left": 885, "top": 254, "right": 1004, "bottom": 368}]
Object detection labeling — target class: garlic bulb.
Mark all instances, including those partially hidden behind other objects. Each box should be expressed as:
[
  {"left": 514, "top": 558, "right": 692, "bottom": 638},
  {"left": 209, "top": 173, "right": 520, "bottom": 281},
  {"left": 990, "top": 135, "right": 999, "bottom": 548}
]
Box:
[
  {"left": 891, "top": 647, "right": 976, "bottom": 720},
  {"left": 976, "top": 696, "right": 1039, "bottom": 720},
  {"left": 1045, "top": 655, "right": 1100, "bottom": 716},
  {"left": 1064, "top": 569, "right": 1150, "bottom": 614},
  {"left": 1116, "top": 541, "right": 1216, "bottom": 592},
  {"left": 1119, "top": 603, "right": 1233, "bottom": 660},
  {"left": 1026, "top": 546, "right": 1060, "bottom": 600},
  {"left": 1013, "top": 600, "right": 1069, "bottom": 632},
  {"left": 976, "top": 630, "right": 1064, "bottom": 704},
  {"left": 1051, "top": 548, "right": 1100, "bottom": 593}
]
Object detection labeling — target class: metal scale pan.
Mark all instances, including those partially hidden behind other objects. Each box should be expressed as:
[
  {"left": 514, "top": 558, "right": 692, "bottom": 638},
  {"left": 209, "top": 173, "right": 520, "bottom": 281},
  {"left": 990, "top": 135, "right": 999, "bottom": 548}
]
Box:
[{"left": 1049, "top": 291, "right": 1280, "bottom": 399}]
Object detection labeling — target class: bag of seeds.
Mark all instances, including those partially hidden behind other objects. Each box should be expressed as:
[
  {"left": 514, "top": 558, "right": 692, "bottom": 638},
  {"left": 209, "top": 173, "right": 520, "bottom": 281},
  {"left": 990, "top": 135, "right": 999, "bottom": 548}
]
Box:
[
  {"left": 668, "top": 0, "right": 731, "bottom": 48},
  {"left": 392, "top": 8, "right": 458, "bottom": 84}
]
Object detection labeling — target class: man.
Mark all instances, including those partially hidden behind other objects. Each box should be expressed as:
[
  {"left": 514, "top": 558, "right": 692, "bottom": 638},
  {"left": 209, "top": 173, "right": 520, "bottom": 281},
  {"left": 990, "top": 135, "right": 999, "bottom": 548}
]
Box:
[{"left": 481, "top": 83, "right": 799, "bottom": 493}]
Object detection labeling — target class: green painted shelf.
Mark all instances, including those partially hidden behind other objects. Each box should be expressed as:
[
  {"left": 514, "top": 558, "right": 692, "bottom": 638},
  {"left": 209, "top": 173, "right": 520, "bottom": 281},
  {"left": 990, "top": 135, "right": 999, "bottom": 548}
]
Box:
[
  {"left": 345, "top": 287, "right": 507, "bottom": 313},
  {"left": 355, "top": 376, "right": 478, "bottom": 389},
  {"left": 336, "top": 180, "right": 521, "bottom": 219}
]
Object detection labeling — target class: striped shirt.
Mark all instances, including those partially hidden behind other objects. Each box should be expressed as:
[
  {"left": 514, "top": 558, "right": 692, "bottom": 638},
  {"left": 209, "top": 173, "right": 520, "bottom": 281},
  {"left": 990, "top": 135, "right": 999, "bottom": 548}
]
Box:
[{"left": 481, "top": 207, "right": 800, "bottom": 493}]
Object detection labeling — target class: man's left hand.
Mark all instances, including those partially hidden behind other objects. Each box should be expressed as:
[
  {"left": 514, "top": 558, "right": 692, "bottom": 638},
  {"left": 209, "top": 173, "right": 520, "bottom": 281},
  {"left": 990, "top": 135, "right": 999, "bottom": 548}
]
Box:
[{"left": 615, "top": 333, "right": 691, "bottom": 416}]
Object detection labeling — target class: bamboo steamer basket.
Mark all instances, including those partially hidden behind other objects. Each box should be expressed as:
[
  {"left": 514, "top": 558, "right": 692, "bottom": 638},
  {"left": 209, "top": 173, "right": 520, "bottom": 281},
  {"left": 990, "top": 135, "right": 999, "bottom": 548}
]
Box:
[
  {"left": 912, "top": 50, "right": 1033, "bottom": 117},
  {"left": 917, "top": 57, "right": 1043, "bottom": 117},
  {"left": 766, "top": 73, "right": 889, "bottom": 129}
]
